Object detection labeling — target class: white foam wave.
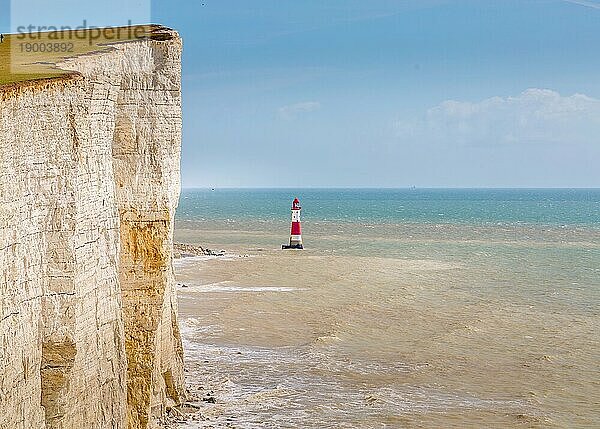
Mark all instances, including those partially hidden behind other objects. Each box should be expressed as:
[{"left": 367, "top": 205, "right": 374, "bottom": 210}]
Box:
[
  {"left": 174, "top": 254, "right": 241, "bottom": 268},
  {"left": 193, "top": 284, "right": 305, "bottom": 293}
]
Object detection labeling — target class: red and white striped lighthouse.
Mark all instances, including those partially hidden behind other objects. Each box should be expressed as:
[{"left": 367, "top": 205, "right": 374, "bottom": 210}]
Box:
[{"left": 282, "top": 197, "right": 303, "bottom": 249}]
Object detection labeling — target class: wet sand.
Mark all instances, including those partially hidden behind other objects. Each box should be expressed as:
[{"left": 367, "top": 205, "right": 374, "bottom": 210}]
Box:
[{"left": 170, "top": 223, "right": 600, "bottom": 428}]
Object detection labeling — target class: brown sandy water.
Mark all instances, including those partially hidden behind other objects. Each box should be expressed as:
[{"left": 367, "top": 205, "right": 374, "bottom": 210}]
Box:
[{"left": 173, "top": 222, "right": 600, "bottom": 428}]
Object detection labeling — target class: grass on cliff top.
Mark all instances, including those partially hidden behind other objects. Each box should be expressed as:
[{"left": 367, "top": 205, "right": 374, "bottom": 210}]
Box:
[{"left": 0, "top": 25, "right": 164, "bottom": 86}]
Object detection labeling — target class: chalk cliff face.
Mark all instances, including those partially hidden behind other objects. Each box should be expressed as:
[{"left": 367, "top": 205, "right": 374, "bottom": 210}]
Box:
[{"left": 0, "top": 28, "right": 184, "bottom": 429}]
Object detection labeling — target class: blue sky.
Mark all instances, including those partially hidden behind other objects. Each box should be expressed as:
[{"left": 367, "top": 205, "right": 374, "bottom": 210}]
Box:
[{"left": 3, "top": 0, "right": 600, "bottom": 187}]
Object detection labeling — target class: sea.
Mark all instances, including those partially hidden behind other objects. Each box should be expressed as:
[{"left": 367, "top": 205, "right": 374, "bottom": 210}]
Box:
[{"left": 172, "top": 188, "right": 600, "bottom": 428}]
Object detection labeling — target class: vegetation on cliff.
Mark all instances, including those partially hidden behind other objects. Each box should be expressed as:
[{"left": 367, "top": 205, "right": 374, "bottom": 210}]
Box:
[{"left": 0, "top": 25, "right": 170, "bottom": 85}]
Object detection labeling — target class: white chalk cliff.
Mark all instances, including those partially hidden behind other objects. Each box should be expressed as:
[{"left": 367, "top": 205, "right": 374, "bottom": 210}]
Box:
[{"left": 0, "top": 27, "right": 185, "bottom": 428}]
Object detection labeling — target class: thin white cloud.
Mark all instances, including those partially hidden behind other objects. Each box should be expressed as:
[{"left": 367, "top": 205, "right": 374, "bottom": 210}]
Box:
[
  {"left": 219, "top": 1, "right": 451, "bottom": 46},
  {"left": 561, "top": 0, "right": 600, "bottom": 9},
  {"left": 278, "top": 101, "right": 321, "bottom": 119},
  {"left": 397, "top": 88, "right": 600, "bottom": 146}
]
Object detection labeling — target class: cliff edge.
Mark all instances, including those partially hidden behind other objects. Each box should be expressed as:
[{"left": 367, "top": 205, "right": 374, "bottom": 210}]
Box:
[{"left": 0, "top": 26, "right": 185, "bottom": 429}]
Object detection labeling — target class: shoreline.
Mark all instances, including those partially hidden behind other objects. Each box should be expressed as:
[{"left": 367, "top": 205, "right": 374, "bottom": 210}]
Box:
[{"left": 167, "top": 218, "right": 599, "bottom": 427}]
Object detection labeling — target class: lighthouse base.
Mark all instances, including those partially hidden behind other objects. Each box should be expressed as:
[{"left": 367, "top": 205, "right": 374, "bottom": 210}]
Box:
[{"left": 282, "top": 243, "right": 304, "bottom": 250}]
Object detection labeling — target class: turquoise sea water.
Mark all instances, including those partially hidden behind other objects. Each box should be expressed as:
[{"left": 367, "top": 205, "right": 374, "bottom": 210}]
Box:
[
  {"left": 176, "top": 189, "right": 600, "bottom": 314},
  {"left": 177, "top": 188, "right": 600, "bottom": 226},
  {"left": 174, "top": 188, "right": 600, "bottom": 428}
]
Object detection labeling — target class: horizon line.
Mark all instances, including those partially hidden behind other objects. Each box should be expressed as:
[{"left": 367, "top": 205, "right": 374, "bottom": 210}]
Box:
[{"left": 180, "top": 186, "right": 600, "bottom": 190}]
